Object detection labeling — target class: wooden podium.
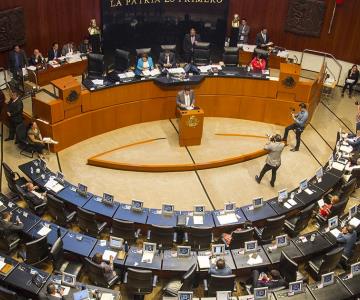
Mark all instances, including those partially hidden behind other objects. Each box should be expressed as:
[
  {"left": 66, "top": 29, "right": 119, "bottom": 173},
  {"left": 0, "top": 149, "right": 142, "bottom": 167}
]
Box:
[
  {"left": 277, "top": 63, "right": 301, "bottom": 101},
  {"left": 178, "top": 108, "right": 204, "bottom": 147}
]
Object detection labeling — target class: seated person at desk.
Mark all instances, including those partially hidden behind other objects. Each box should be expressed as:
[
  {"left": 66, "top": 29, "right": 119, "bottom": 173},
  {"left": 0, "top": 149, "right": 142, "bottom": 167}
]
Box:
[
  {"left": 27, "top": 121, "right": 47, "bottom": 158},
  {"left": 209, "top": 258, "right": 232, "bottom": 276},
  {"left": 92, "top": 252, "right": 117, "bottom": 281},
  {"left": 61, "top": 42, "right": 76, "bottom": 56},
  {"left": 0, "top": 211, "right": 23, "bottom": 243},
  {"left": 336, "top": 225, "right": 357, "bottom": 258},
  {"left": 23, "top": 182, "right": 47, "bottom": 206},
  {"left": 319, "top": 195, "right": 339, "bottom": 218},
  {"left": 48, "top": 42, "right": 60, "bottom": 61},
  {"left": 79, "top": 37, "right": 92, "bottom": 54},
  {"left": 176, "top": 87, "right": 195, "bottom": 110},
  {"left": 135, "top": 53, "right": 154, "bottom": 76},
  {"left": 341, "top": 65, "right": 359, "bottom": 98},
  {"left": 158, "top": 49, "right": 176, "bottom": 69},
  {"left": 29, "top": 49, "right": 45, "bottom": 66},
  {"left": 250, "top": 54, "right": 266, "bottom": 71},
  {"left": 40, "top": 282, "right": 65, "bottom": 299},
  {"left": 251, "top": 269, "right": 286, "bottom": 291},
  {"left": 345, "top": 130, "right": 360, "bottom": 151},
  {"left": 255, "top": 28, "right": 273, "bottom": 49}
]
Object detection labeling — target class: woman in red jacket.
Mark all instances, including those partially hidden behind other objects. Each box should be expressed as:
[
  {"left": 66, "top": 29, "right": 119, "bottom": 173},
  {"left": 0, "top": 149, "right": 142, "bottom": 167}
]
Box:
[{"left": 250, "top": 54, "right": 266, "bottom": 71}]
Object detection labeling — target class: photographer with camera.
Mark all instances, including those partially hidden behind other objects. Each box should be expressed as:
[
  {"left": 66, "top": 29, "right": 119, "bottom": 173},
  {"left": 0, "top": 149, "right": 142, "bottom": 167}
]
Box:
[
  {"left": 282, "top": 102, "right": 308, "bottom": 152},
  {"left": 255, "top": 134, "right": 284, "bottom": 187}
]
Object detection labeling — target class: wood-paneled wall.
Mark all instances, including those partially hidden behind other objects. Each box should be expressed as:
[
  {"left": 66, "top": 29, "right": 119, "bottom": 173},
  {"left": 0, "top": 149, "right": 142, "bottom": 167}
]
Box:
[
  {"left": 0, "top": 0, "right": 100, "bottom": 67},
  {"left": 228, "top": 0, "right": 360, "bottom": 64}
]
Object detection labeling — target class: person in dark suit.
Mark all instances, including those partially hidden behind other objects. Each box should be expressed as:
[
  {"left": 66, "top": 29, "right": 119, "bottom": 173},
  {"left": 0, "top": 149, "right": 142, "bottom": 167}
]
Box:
[
  {"left": 0, "top": 211, "right": 23, "bottom": 245},
  {"left": 8, "top": 45, "right": 27, "bottom": 81},
  {"left": 176, "top": 88, "right": 195, "bottom": 109},
  {"left": 29, "top": 49, "right": 45, "bottom": 66},
  {"left": 209, "top": 258, "right": 232, "bottom": 276},
  {"left": 238, "top": 18, "right": 250, "bottom": 44},
  {"left": 251, "top": 269, "right": 286, "bottom": 291},
  {"left": 342, "top": 65, "right": 359, "bottom": 98},
  {"left": 23, "top": 182, "right": 47, "bottom": 207},
  {"left": 158, "top": 49, "right": 176, "bottom": 69},
  {"left": 0, "top": 89, "right": 5, "bottom": 118},
  {"left": 255, "top": 28, "right": 273, "bottom": 48},
  {"left": 337, "top": 225, "right": 357, "bottom": 258},
  {"left": 48, "top": 42, "right": 60, "bottom": 61},
  {"left": 61, "top": 42, "right": 76, "bottom": 56},
  {"left": 79, "top": 37, "right": 92, "bottom": 54},
  {"left": 5, "top": 90, "right": 23, "bottom": 142},
  {"left": 183, "top": 28, "right": 201, "bottom": 63}
]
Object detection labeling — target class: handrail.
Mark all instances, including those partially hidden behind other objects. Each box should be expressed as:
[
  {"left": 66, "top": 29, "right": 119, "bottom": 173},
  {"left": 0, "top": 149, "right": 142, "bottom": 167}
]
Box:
[{"left": 300, "top": 49, "right": 342, "bottom": 85}]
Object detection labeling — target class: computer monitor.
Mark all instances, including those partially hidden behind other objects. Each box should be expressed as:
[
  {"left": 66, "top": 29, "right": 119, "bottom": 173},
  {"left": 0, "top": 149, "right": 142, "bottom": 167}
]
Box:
[
  {"left": 254, "top": 287, "right": 268, "bottom": 299},
  {"left": 131, "top": 199, "right": 143, "bottom": 212},
  {"left": 349, "top": 205, "right": 358, "bottom": 218},
  {"left": 76, "top": 184, "right": 87, "bottom": 197},
  {"left": 328, "top": 216, "right": 338, "bottom": 230},
  {"left": 245, "top": 240, "right": 258, "bottom": 253},
  {"left": 61, "top": 272, "right": 76, "bottom": 287},
  {"left": 289, "top": 281, "right": 303, "bottom": 294},
  {"left": 56, "top": 172, "right": 64, "bottom": 183},
  {"left": 162, "top": 203, "right": 174, "bottom": 216},
  {"left": 109, "top": 236, "right": 124, "bottom": 250},
  {"left": 102, "top": 193, "right": 114, "bottom": 205},
  {"left": 178, "top": 291, "right": 193, "bottom": 300},
  {"left": 351, "top": 262, "right": 360, "bottom": 277},
  {"left": 143, "top": 242, "right": 156, "bottom": 253},
  {"left": 316, "top": 167, "right": 323, "bottom": 180},
  {"left": 276, "top": 235, "right": 288, "bottom": 248},
  {"left": 253, "top": 197, "right": 263, "bottom": 208},
  {"left": 177, "top": 246, "right": 191, "bottom": 257},
  {"left": 216, "top": 291, "right": 231, "bottom": 300},
  {"left": 212, "top": 244, "right": 225, "bottom": 256},
  {"left": 320, "top": 272, "right": 334, "bottom": 287},
  {"left": 299, "top": 179, "right": 308, "bottom": 191},
  {"left": 193, "top": 205, "right": 205, "bottom": 215},
  {"left": 73, "top": 289, "right": 90, "bottom": 300},
  {"left": 224, "top": 202, "right": 235, "bottom": 213},
  {"left": 278, "top": 189, "right": 288, "bottom": 203}
]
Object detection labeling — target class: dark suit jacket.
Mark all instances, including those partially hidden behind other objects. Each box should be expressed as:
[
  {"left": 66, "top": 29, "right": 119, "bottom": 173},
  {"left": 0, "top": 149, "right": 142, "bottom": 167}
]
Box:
[
  {"left": 158, "top": 52, "right": 176, "bottom": 68},
  {"left": 48, "top": 48, "right": 60, "bottom": 61},
  {"left": 25, "top": 191, "right": 45, "bottom": 206},
  {"left": 255, "top": 32, "right": 270, "bottom": 47},
  {"left": 79, "top": 42, "right": 91, "bottom": 54},
  {"left": 29, "top": 55, "right": 45, "bottom": 66},
  {"left": 8, "top": 50, "right": 27, "bottom": 73},
  {"left": 7, "top": 98, "right": 23, "bottom": 123},
  {"left": 346, "top": 69, "right": 359, "bottom": 85},
  {"left": 0, "top": 219, "right": 24, "bottom": 233},
  {"left": 238, "top": 24, "right": 250, "bottom": 43},
  {"left": 183, "top": 34, "right": 201, "bottom": 53},
  {"left": 176, "top": 90, "right": 195, "bottom": 108}
]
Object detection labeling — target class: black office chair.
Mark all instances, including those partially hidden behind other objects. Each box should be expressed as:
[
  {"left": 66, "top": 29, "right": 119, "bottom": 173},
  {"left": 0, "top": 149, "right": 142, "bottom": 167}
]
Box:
[
  {"left": 339, "top": 178, "right": 357, "bottom": 201},
  {"left": 222, "top": 47, "right": 239, "bottom": 66},
  {"left": 185, "top": 226, "right": 213, "bottom": 250},
  {"left": 49, "top": 236, "right": 83, "bottom": 279},
  {"left": 84, "top": 257, "right": 119, "bottom": 288},
  {"left": 193, "top": 42, "right": 211, "bottom": 66},
  {"left": 114, "top": 49, "right": 130, "bottom": 73},
  {"left": 124, "top": 268, "right": 158, "bottom": 300},
  {"left": 136, "top": 48, "right": 152, "bottom": 57},
  {"left": 307, "top": 247, "right": 344, "bottom": 280},
  {"left": 284, "top": 204, "right": 315, "bottom": 237},
  {"left": 111, "top": 219, "right": 140, "bottom": 244},
  {"left": 147, "top": 225, "right": 177, "bottom": 249},
  {"left": 279, "top": 251, "right": 306, "bottom": 283},
  {"left": 315, "top": 197, "right": 349, "bottom": 226},
  {"left": 0, "top": 228, "right": 21, "bottom": 254},
  {"left": 2, "top": 162, "right": 27, "bottom": 196},
  {"left": 255, "top": 215, "right": 285, "bottom": 244},
  {"left": 87, "top": 53, "right": 106, "bottom": 79},
  {"left": 341, "top": 241, "right": 360, "bottom": 269},
  {"left": 0, "top": 286, "right": 19, "bottom": 300},
  {"left": 203, "top": 274, "right": 236, "bottom": 297},
  {"left": 47, "top": 194, "right": 76, "bottom": 227},
  {"left": 15, "top": 184, "right": 47, "bottom": 216},
  {"left": 222, "top": 227, "right": 254, "bottom": 249},
  {"left": 18, "top": 235, "right": 50, "bottom": 266},
  {"left": 77, "top": 207, "right": 107, "bottom": 237},
  {"left": 163, "top": 263, "right": 197, "bottom": 296},
  {"left": 160, "top": 44, "right": 176, "bottom": 52},
  {"left": 16, "top": 123, "right": 36, "bottom": 158}
]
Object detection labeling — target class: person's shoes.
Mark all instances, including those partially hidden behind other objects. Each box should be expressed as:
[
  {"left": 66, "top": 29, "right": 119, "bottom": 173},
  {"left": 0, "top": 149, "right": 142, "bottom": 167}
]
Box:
[
  {"left": 290, "top": 148, "right": 299, "bottom": 152},
  {"left": 4, "top": 138, "right": 13, "bottom": 141},
  {"left": 270, "top": 182, "right": 275, "bottom": 187},
  {"left": 255, "top": 175, "right": 261, "bottom": 184}
]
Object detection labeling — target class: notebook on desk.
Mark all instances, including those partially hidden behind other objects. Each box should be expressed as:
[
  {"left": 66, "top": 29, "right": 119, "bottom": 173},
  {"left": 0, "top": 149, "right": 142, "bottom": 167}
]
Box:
[
  {"left": 330, "top": 228, "right": 341, "bottom": 238},
  {"left": 193, "top": 215, "right": 204, "bottom": 225},
  {"left": 197, "top": 255, "right": 210, "bottom": 269}
]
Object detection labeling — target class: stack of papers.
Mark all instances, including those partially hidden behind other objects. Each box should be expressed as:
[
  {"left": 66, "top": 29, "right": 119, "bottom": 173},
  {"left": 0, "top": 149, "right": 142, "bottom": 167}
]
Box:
[
  {"left": 101, "top": 293, "right": 114, "bottom": 300},
  {"left": 284, "top": 199, "right": 297, "bottom": 209},
  {"left": 340, "top": 145, "right": 353, "bottom": 154},
  {"left": 197, "top": 255, "right": 210, "bottom": 269},
  {"left": 277, "top": 50, "right": 289, "bottom": 58},
  {"left": 304, "top": 188, "right": 313, "bottom": 195},
  {"left": 102, "top": 250, "right": 117, "bottom": 262},
  {"left": 332, "top": 162, "right": 345, "bottom": 171},
  {"left": 193, "top": 215, "right": 204, "bottom": 225},
  {"left": 198, "top": 65, "right": 212, "bottom": 73},
  {"left": 217, "top": 213, "right": 238, "bottom": 225},
  {"left": 330, "top": 228, "right": 341, "bottom": 238},
  {"left": 142, "top": 69, "right": 161, "bottom": 77},
  {"left": 43, "top": 137, "right": 59, "bottom": 144},
  {"left": 37, "top": 226, "right": 52, "bottom": 237},
  {"left": 247, "top": 254, "right": 263, "bottom": 265},
  {"left": 44, "top": 178, "right": 64, "bottom": 193},
  {"left": 118, "top": 71, "right": 135, "bottom": 79},
  {"left": 168, "top": 67, "right": 185, "bottom": 75},
  {"left": 92, "top": 79, "right": 104, "bottom": 86},
  {"left": 349, "top": 217, "right": 360, "bottom": 228},
  {"left": 27, "top": 66, "right": 37, "bottom": 71}
]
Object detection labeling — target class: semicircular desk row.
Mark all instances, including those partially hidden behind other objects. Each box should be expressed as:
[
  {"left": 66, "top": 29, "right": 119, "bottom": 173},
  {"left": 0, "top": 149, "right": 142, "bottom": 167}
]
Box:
[{"left": 31, "top": 63, "right": 325, "bottom": 153}]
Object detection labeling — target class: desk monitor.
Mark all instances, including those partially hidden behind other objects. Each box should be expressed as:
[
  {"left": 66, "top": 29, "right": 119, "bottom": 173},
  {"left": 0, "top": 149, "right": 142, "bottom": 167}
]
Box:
[
  {"left": 73, "top": 289, "right": 90, "bottom": 300},
  {"left": 102, "top": 193, "right": 114, "bottom": 205},
  {"left": 349, "top": 205, "right": 358, "bottom": 218},
  {"left": 55, "top": 171, "right": 64, "bottom": 184},
  {"left": 216, "top": 291, "right": 231, "bottom": 300},
  {"left": 299, "top": 179, "right": 308, "bottom": 191},
  {"left": 289, "top": 281, "right": 303, "bottom": 294},
  {"left": 194, "top": 205, "right": 205, "bottom": 216},
  {"left": 76, "top": 184, "right": 87, "bottom": 197},
  {"left": 224, "top": 202, "right": 235, "bottom": 213},
  {"left": 276, "top": 235, "right": 287, "bottom": 248},
  {"left": 162, "top": 203, "right": 174, "bottom": 216},
  {"left": 252, "top": 197, "right": 263, "bottom": 209},
  {"left": 177, "top": 246, "right": 191, "bottom": 257},
  {"left": 328, "top": 216, "right": 338, "bottom": 230},
  {"left": 131, "top": 199, "right": 143, "bottom": 212},
  {"left": 351, "top": 262, "right": 360, "bottom": 277},
  {"left": 178, "top": 291, "right": 193, "bottom": 300},
  {"left": 109, "top": 236, "right": 124, "bottom": 250},
  {"left": 278, "top": 189, "right": 288, "bottom": 203},
  {"left": 316, "top": 167, "right": 323, "bottom": 180},
  {"left": 245, "top": 240, "right": 258, "bottom": 253},
  {"left": 143, "top": 242, "right": 156, "bottom": 253},
  {"left": 254, "top": 287, "right": 268, "bottom": 299},
  {"left": 321, "top": 272, "right": 334, "bottom": 287},
  {"left": 61, "top": 272, "right": 76, "bottom": 287},
  {"left": 212, "top": 244, "right": 225, "bottom": 256}
]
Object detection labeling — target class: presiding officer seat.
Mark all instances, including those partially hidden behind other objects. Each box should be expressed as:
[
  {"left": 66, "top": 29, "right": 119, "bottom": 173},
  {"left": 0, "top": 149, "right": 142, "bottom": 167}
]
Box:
[
  {"left": 222, "top": 47, "right": 239, "bottom": 66},
  {"left": 193, "top": 42, "right": 211, "bottom": 66},
  {"left": 2, "top": 162, "right": 27, "bottom": 197},
  {"left": 255, "top": 215, "right": 285, "bottom": 244},
  {"left": 284, "top": 204, "right": 315, "bottom": 237},
  {"left": 86, "top": 53, "right": 106, "bottom": 80},
  {"left": 203, "top": 274, "right": 236, "bottom": 297},
  {"left": 113, "top": 49, "right": 130, "bottom": 73},
  {"left": 47, "top": 194, "right": 76, "bottom": 227},
  {"left": 111, "top": 219, "right": 140, "bottom": 244},
  {"left": 163, "top": 263, "right": 197, "bottom": 297},
  {"left": 124, "top": 268, "right": 158, "bottom": 300},
  {"left": 77, "top": 207, "right": 107, "bottom": 237},
  {"left": 84, "top": 257, "right": 119, "bottom": 288}
]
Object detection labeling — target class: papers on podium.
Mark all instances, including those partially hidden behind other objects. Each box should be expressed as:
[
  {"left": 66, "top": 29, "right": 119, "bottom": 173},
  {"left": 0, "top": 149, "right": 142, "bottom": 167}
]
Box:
[
  {"left": 217, "top": 213, "right": 238, "bottom": 225},
  {"left": 92, "top": 79, "right": 104, "bottom": 86},
  {"left": 197, "top": 255, "right": 210, "bottom": 269}
]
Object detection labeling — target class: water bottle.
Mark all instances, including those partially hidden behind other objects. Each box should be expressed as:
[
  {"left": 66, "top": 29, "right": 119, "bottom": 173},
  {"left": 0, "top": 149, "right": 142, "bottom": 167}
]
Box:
[{"left": 124, "top": 241, "right": 129, "bottom": 253}]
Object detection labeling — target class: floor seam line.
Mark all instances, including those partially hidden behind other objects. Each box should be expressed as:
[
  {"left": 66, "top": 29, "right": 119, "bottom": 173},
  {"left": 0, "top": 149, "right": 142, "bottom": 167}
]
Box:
[
  {"left": 320, "top": 100, "right": 354, "bottom": 134},
  {"left": 308, "top": 123, "right": 334, "bottom": 151}
]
